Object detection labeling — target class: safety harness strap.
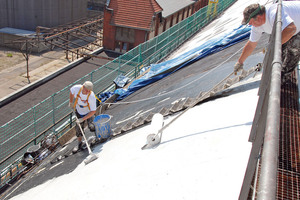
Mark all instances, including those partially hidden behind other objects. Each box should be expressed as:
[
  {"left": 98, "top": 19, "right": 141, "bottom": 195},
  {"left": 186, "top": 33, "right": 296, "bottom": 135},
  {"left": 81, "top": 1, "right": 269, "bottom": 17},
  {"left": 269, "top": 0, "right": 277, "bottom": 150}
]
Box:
[{"left": 73, "top": 86, "right": 91, "bottom": 110}]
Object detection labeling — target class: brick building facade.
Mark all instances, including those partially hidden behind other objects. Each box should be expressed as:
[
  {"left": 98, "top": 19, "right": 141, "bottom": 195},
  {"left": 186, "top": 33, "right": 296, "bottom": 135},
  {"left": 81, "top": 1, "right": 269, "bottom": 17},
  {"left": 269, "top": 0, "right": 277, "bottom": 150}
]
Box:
[{"left": 103, "top": 0, "right": 209, "bottom": 52}]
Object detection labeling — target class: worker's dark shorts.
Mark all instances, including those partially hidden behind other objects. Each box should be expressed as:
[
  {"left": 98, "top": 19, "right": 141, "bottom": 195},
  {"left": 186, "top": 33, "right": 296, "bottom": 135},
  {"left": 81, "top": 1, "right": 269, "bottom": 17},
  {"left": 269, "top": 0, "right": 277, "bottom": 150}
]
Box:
[
  {"left": 281, "top": 32, "right": 300, "bottom": 75},
  {"left": 75, "top": 111, "right": 95, "bottom": 137}
]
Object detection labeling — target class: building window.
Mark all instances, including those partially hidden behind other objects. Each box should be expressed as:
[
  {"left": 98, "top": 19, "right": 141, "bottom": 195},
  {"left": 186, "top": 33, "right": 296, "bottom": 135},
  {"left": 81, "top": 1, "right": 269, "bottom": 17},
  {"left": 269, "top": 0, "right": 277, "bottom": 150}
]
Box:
[
  {"left": 115, "top": 41, "right": 121, "bottom": 52},
  {"left": 122, "top": 42, "right": 128, "bottom": 53}
]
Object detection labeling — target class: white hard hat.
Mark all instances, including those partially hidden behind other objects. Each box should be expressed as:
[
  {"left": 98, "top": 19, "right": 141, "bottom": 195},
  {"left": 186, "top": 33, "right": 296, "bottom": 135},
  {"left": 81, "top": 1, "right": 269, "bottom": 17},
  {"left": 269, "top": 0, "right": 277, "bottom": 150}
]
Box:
[{"left": 83, "top": 81, "right": 93, "bottom": 91}]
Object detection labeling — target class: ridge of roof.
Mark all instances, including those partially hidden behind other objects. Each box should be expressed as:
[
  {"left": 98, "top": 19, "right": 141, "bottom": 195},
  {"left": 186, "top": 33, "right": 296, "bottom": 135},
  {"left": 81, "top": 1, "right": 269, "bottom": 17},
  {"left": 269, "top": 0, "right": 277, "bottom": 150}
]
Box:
[{"left": 150, "top": 0, "right": 163, "bottom": 13}]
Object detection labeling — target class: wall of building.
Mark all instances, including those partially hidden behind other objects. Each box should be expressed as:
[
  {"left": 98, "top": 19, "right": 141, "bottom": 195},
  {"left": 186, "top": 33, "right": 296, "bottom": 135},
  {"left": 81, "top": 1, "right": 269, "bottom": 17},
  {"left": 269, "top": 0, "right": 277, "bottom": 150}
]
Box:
[
  {"left": 103, "top": 8, "right": 116, "bottom": 50},
  {"left": 172, "top": 13, "right": 178, "bottom": 26},
  {"left": 134, "top": 29, "right": 147, "bottom": 47},
  {"left": 115, "top": 27, "right": 135, "bottom": 44},
  {"left": 0, "top": 0, "right": 88, "bottom": 31}
]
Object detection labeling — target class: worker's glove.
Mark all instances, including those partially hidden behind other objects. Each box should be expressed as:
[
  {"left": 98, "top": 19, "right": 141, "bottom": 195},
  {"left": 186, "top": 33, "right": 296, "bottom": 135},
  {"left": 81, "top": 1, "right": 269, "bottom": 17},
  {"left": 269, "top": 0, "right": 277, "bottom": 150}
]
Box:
[
  {"left": 76, "top": 118, "right": 84, "bottom": 124},
  {"left": 69, "top": 102, "right": 74, "bottom": 108},
  {"left": 234, "top": 62, "right": 244, "bottom": 75}
]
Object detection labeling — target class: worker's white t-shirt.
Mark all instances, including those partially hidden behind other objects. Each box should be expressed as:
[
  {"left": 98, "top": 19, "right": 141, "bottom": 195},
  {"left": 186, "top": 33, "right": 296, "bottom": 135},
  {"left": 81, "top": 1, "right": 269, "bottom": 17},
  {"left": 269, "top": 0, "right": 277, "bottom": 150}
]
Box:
[
  {"left": 70, "top": 85, "right": 96, "bottom": 116},
  {"left": 249, "top": 1, "right": 300, "bottom": 42}
]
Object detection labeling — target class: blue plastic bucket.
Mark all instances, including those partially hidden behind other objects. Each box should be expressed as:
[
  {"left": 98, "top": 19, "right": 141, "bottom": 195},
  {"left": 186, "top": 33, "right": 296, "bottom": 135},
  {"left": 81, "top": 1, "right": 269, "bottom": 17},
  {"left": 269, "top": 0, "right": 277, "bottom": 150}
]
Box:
[{"left": 93, "top": 114, "right": 112, "bottom": 139}]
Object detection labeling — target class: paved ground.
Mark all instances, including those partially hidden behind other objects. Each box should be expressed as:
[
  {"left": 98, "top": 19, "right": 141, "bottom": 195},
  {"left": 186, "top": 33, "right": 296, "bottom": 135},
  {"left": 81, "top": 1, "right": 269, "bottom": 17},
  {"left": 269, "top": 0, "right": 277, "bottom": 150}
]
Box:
[{"left": 0, "top": 48, "right": 69, "bottom": 99}]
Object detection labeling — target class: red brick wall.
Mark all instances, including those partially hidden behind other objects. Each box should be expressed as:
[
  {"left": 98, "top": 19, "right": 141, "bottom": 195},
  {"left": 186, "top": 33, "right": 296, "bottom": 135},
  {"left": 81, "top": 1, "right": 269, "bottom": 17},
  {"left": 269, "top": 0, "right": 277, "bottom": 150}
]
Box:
[
  {"left": 194, "top": 0, "right": 209, "bottom": 11},
  {"left": 103, "top": 8, "right": 116, "bottom": 50},
  {"left": 134, "top": 29, "right": 147, "bottom": 46}
]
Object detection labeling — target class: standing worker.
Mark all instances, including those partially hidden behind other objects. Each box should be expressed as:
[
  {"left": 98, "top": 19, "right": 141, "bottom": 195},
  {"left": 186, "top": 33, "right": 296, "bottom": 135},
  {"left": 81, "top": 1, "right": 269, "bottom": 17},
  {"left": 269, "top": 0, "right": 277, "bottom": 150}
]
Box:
[
  {"left": 234, "top": 2, "right": 300, "bottom": 82},
  {"left": 69, "top": 81, "right": 96, "bottom": 151}
]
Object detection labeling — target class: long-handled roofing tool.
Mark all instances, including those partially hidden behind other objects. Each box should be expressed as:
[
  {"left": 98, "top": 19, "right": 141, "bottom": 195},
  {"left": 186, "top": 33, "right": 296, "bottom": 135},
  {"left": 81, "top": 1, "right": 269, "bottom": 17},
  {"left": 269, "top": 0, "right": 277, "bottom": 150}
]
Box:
[
  {"left": 73, "top": 112, "right": 98, "bottom": 164},
  {"left": 142, "top": 71, "right": 235, "bottom": 150},
  {"left": 142, "top": 113, "right": 164, "bottom": 149}
]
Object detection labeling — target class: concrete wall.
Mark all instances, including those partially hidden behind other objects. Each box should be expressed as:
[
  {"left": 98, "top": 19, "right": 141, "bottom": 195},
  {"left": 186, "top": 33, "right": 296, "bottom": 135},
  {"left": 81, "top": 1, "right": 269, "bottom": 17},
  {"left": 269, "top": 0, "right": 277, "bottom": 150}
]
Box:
[{"left": 0, "top": 0, "right": 88, "bottom": 31}]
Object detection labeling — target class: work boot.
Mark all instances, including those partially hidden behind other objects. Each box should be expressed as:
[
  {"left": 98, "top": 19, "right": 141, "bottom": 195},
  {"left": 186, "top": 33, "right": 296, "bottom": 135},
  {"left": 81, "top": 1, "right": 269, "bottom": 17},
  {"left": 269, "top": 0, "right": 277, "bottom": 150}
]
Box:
[
  {"left": 78, "top": 141, "right": 83, "bottom": 150},
  {"left": 72, "top": 142, "right": 82, "bottom": 154},
  {"left": 80, "top": 141, "right": 87, "bottom": 150},
  {"left": 89, "top": 123, "right": 95, "bottom": 132}
]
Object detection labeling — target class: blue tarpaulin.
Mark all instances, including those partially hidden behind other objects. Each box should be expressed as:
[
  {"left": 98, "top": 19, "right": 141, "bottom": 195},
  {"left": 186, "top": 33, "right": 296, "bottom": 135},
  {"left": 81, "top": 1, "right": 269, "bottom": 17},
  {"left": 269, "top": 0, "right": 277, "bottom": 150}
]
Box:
[
  {"left": 97, "top": 92, "right": 114, "bottom": 106},
  {"left": 115, "top": 25, "right": 251, "bottom": 101}
]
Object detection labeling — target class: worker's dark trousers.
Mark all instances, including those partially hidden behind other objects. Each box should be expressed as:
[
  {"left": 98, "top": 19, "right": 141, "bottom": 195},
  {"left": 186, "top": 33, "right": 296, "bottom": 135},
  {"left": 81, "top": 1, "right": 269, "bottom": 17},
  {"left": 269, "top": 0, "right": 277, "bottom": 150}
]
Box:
[
  {"left": 282, "top": 32, "right": 300, "bottom": 77},
  {"left": 75, "top": 110, "right": 95, "bottom": 137}
]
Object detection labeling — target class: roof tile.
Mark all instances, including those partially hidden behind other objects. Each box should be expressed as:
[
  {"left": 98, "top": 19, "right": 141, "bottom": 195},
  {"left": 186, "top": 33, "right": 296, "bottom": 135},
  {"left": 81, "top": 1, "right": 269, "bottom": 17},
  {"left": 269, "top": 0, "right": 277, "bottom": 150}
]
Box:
[{"left": 108, "top": 0, "right": 163, "bottom": 30}]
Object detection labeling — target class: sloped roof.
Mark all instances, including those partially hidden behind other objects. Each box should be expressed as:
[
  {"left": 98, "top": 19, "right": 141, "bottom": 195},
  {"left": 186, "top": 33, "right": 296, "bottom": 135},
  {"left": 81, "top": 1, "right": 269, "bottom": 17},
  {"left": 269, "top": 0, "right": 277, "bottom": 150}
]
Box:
[
  {"left": 156, "top": 0, "right": 195, "bottom": 18},
  {"left": 108, "top": 0, "right": 163, "bottom": 30}
]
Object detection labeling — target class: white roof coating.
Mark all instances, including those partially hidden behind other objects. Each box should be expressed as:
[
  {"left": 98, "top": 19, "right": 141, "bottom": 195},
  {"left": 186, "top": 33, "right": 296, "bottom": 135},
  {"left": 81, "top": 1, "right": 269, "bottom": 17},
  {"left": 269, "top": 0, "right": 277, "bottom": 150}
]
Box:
[{"left": 10, "top": 75, "right": 261, "bottom": 200}]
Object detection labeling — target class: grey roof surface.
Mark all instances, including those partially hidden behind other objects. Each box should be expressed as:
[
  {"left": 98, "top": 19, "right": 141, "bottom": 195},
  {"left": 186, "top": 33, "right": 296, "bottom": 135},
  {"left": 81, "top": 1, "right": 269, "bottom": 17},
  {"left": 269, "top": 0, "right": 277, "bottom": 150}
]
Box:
[
  {"left": 156, "top": 0, "right": 195, "bottom": 18},
  {"left": 0, "top": 27, "right": 35, "bottom": 37}
]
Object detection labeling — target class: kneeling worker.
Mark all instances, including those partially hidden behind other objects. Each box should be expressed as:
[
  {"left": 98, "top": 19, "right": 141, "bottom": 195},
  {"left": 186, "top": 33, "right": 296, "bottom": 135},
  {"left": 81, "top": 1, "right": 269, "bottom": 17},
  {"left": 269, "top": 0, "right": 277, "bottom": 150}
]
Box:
[
  {"left": 234, "top": 2, "right": 300, "bottom": 80},
  {"left": 69, "top": 81, "right": 96, "bottom": 151}
]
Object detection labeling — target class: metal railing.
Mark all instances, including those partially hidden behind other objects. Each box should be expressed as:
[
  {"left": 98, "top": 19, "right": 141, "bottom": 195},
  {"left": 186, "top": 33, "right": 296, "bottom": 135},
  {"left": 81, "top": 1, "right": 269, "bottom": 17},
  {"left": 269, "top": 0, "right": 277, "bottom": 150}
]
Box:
[
  {"left": 0, "top": 0, "right": 236, "bottom": 188},
  {"left": 239, "top": 1, "right": 282, "bottom": 199}
]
